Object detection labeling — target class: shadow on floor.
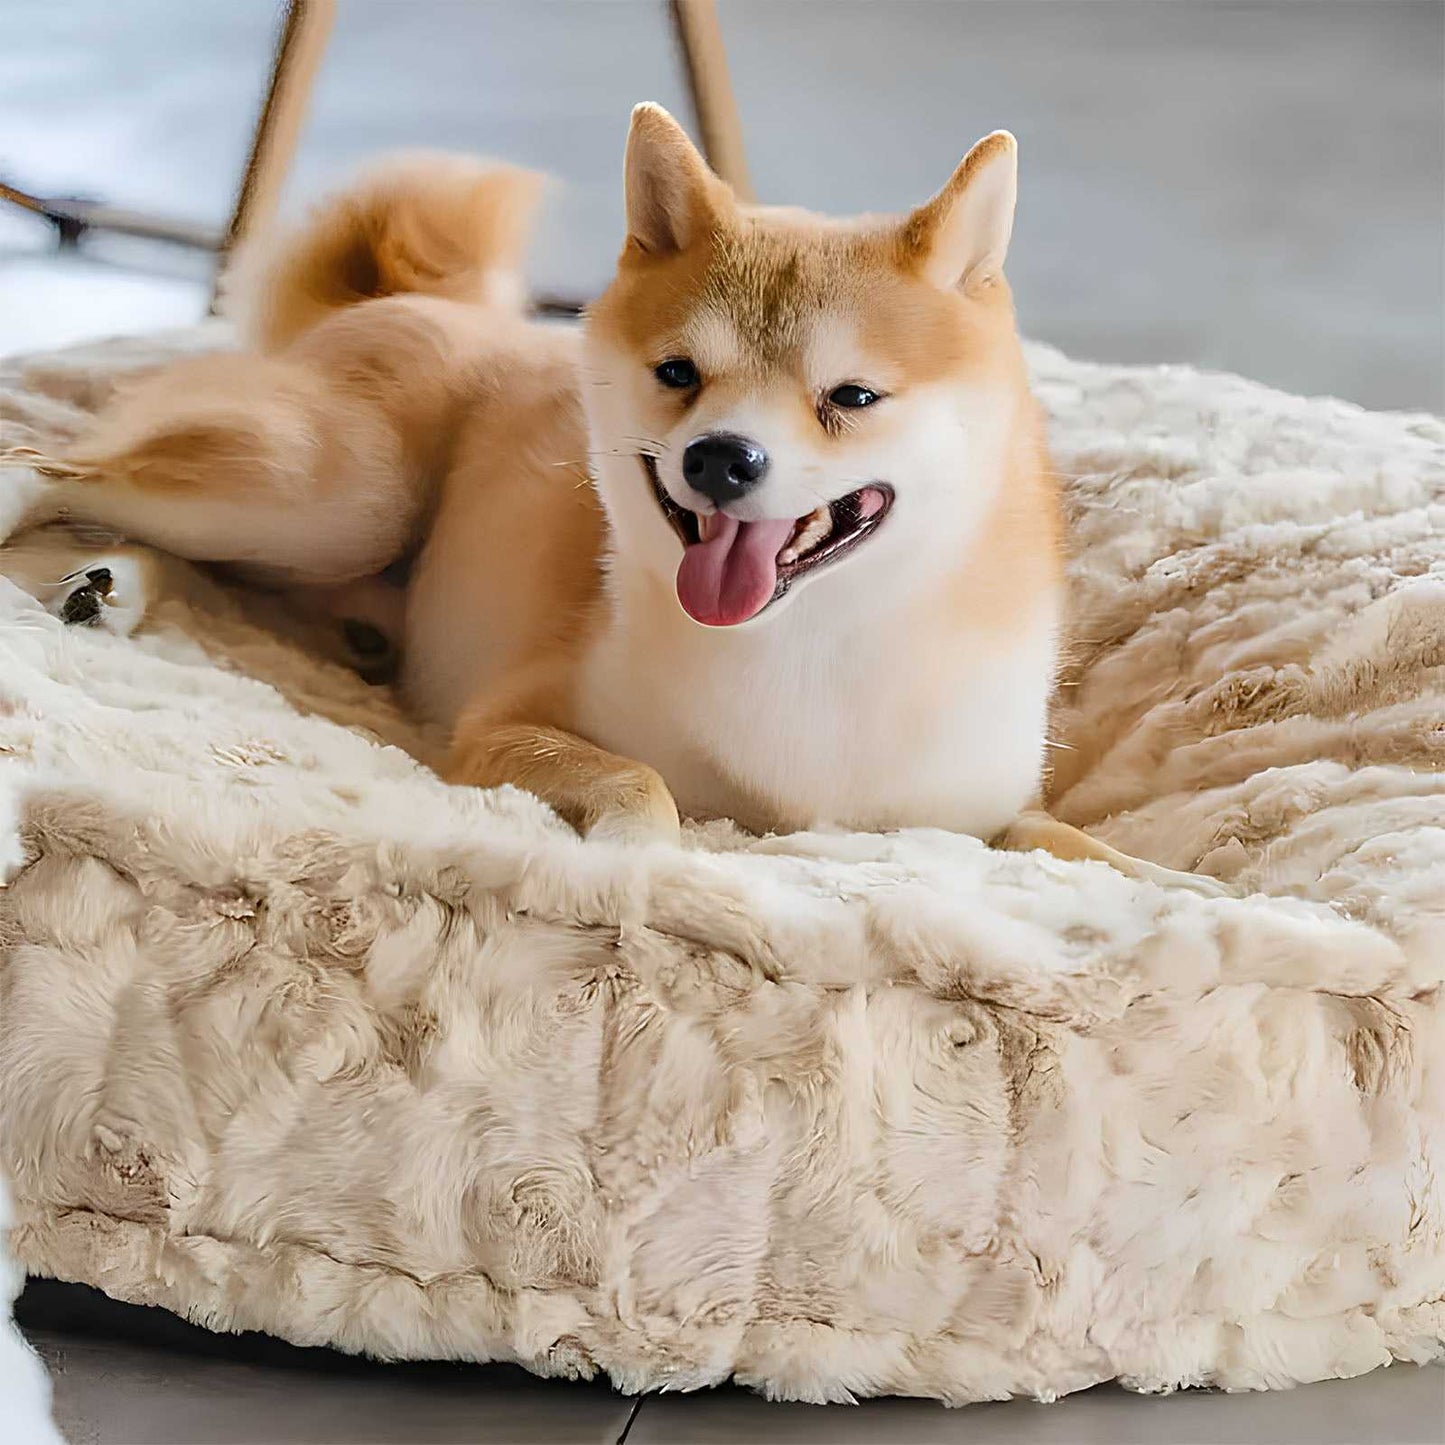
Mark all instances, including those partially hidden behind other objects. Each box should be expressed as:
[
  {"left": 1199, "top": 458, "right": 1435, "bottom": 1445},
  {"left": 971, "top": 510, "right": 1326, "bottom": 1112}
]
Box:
[
  {"left": 18, "top": 1278, "right": 1444, "bottom": 1445},
  {"left": 17, "top": 1278, "right": 638, "bottom": 1445}
]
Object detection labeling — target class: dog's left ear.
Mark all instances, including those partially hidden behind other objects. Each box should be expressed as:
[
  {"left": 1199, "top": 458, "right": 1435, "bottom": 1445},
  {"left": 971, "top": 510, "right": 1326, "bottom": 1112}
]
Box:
[{"left": 902, "top": 131, "right": 1017, "bottom": 292}]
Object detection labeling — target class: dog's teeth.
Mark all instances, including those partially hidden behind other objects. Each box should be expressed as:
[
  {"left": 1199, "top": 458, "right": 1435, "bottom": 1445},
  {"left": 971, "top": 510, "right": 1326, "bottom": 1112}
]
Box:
[
  {"left": 697, "top": 511, "right": 721, "bottom": 542},
  {"left": 779, "top": 506, "right": 832, "bottom": 564}
]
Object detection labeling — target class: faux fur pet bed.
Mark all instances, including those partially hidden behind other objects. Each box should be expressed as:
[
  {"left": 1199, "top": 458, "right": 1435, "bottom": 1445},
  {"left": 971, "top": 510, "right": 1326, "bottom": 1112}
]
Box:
[{"left": 1, "top": 329, "right": 1442, "bottom": 1405}]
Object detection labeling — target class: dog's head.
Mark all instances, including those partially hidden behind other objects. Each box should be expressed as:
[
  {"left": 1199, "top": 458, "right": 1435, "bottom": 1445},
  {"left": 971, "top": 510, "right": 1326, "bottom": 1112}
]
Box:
[{"left": 584, "top": 104, "right": 1032, "bottom": 630}]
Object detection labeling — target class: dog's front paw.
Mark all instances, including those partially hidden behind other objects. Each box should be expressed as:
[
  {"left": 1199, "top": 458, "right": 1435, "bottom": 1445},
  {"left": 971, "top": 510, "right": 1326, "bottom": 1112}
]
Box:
[
  {"left": 1000, "top": 812, "right": 1233, "bottom": 896},
  {"left": 1122, "top": 856, "right": 1233, "bottom": 898},
  {"left": 587, "top": 809, "right": 681, "bottom": 847},
  {"left": 585, "top": 772, "right": 682, "bottom": 848}
]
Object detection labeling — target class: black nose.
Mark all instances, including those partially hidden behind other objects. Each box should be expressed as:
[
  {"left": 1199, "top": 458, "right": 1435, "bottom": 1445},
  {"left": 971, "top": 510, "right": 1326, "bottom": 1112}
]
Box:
[{"left": 682, "top": 433, "right": 770, "bottom": 506}]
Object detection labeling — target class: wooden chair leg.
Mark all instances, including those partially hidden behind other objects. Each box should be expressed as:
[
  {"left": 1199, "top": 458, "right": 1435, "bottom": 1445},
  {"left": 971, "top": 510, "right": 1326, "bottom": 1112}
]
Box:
[
  {"left": 211, "top": 0, "right": 335, "bottom": 307},
  {"left": 668, "top": 0, "right": 753, "bottom": 200}
]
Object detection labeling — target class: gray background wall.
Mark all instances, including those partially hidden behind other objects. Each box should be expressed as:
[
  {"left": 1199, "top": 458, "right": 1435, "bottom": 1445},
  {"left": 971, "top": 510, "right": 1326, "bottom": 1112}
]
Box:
[{"left": 1, "top": 0, "right": 1441, "bottom": 408}]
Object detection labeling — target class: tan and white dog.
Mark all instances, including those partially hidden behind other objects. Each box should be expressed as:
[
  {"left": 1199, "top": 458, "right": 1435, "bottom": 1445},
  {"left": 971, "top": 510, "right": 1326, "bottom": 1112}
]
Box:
[{"left": 2, "top": 105, "right": 1216, "bottom": 890}]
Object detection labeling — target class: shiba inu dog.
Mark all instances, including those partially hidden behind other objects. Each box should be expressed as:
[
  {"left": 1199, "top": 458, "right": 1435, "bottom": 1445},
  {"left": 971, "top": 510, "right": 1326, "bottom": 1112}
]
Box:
[{"left": 0, "top": 105, "right": 1218, "bottom": 891}]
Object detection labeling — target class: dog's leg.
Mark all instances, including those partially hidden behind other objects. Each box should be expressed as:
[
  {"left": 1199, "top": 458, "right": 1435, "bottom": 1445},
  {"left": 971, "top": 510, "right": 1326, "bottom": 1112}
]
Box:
[
  {"left": 448, "top": 720, "right": 680, "bottom": 845},
  {"left": 1, "top": 345, "right": 432, "bottom": 584},
  {"left": 998, "top": 811, "right": 1228, "bottom": 896}
]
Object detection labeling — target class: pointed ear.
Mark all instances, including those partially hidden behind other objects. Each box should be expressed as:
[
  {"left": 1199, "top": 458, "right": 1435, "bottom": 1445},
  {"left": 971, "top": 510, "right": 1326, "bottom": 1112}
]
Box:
[
  {"left": 902, "top": 131, "right": 1018, "bottom": 291},
  {"left": 624, "top": 102, "right": 727, "bottom": 256}
]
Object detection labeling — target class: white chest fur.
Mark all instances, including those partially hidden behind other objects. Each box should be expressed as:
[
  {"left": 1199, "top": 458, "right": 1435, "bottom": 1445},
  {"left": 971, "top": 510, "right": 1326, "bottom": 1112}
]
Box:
[{"left": 577, "top": 578, "right": 1058, "bottom": 839}]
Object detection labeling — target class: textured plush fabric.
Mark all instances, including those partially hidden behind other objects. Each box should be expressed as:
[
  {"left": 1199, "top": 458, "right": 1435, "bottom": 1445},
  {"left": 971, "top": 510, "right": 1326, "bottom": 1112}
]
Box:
[{"left": 0, "top": 331, "right": 1442, "bottom": 1405}]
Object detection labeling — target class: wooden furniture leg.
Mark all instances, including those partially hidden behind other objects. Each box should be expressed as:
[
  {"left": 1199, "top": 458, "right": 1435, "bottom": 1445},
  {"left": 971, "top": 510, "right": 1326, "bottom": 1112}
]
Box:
[
  {"left": 668, "top": 0, "right": 753, "bottom": 200},
  {"left": 211, "top": 0, "right": 336, "bottom": 306}
]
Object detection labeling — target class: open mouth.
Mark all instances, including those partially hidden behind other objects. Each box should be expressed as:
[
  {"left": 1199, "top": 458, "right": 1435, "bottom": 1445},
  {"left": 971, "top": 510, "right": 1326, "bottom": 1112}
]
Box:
[{"left": 641, "top": 455, "right": 894, "bottom": 627}]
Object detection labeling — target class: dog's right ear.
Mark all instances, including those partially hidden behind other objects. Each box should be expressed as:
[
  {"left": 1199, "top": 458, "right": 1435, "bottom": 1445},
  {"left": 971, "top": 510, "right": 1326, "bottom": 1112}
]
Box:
[{"left": 624, "top": 103, "right": 726, "bottom": 257}]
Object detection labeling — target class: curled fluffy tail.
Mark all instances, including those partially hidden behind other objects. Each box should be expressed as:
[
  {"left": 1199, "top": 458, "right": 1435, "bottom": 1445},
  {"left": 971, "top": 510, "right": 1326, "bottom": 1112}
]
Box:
[{"left": 222, "top": 152, "right": 545, "bottom": 352}]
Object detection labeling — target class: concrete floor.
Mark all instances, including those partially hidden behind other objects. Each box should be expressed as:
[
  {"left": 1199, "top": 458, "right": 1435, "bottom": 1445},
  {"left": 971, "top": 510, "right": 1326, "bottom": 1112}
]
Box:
[
  {"left": 3, "top": 2, "right": 1445, "bottom": 1440},
  {"left": 16, "top": 1280, "right": 1445, "bottom": 1445}
]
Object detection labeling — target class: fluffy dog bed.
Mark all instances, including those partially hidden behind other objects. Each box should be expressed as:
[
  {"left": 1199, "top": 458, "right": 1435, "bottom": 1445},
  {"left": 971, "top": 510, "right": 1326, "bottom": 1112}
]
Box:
[{"left": 1, "top": 329, "right": 1442, "bottom": 1405}]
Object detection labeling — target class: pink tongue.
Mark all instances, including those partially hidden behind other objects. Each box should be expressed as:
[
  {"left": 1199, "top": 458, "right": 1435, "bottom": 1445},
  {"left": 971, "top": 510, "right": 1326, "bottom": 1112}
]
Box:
[{"left": 676, "top": 514, "right": 798, "bottom": 626}]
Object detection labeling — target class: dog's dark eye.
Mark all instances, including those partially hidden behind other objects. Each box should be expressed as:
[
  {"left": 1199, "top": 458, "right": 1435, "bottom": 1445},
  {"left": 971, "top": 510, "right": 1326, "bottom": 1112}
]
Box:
[
  {"left": 828, "top": 384, "right": 880, "bottom": 409},
  {"left": 655, "top": 358, "right": 700, "bottom": 390}
]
